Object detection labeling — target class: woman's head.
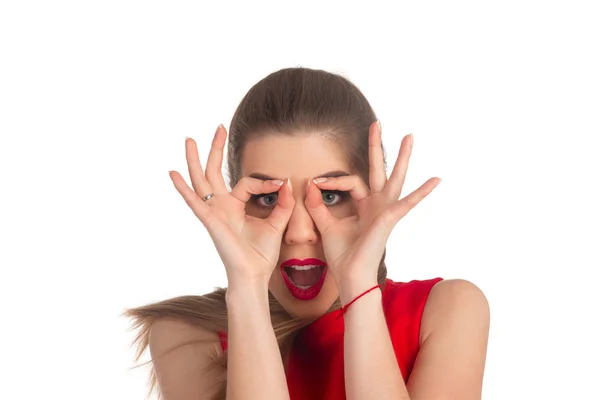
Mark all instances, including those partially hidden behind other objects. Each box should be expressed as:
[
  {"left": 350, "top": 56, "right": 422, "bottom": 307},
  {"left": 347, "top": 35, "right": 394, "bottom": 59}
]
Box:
[{"left": 226, "top": 67, "right": 388, "bottom": 319}]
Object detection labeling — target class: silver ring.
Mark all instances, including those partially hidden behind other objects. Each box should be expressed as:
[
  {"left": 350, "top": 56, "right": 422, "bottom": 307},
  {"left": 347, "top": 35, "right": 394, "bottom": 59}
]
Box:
[{"left": 201, "top": 193, "right": 214, "bottom": 202}]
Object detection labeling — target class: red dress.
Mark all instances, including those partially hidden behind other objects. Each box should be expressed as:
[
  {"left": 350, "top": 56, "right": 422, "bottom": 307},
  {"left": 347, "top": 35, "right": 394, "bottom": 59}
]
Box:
[{"left": 218, "top": 277, "right": 443, "bottom": 399}]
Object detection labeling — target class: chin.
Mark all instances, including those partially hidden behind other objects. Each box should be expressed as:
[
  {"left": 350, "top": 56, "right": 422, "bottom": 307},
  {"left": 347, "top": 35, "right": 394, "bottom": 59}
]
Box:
[{"left": 269, "top": 271, "right": 339, "bottom": 320}]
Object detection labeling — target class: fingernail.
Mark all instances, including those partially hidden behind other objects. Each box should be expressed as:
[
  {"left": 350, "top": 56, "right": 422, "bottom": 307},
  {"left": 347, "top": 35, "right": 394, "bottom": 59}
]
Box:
[
  {"left": 376, "top": 120, "right": 382, "bottom": 135},
  {"left": 287, "top": 178, "right": 293, "bottom": 191},
  {"left": 270, "top": 179, "right": 284, "bottom": 186},
  {"left": 433, "top": 178, "right": 442, "bottom": 189},
  {"left": 313, "top": 177, "right": 327, "bottom": 184},
  {"left": 216, "top": 124, "right": 223, "bottom": 134},
  {"left": 409, "top": 133, "right": 414, "bottom": 147}
]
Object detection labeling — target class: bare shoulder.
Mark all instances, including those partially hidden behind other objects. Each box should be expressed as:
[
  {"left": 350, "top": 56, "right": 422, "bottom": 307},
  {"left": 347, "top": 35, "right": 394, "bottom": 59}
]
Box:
[
  {"left": 406, "top": 279, "right": 490, "bottom": 399},
  {"left": 420, "top": 279, "right": 490, "bottom": 343},
  {"left": 149, "top": 318, "right": 225, "bottom": 399}
]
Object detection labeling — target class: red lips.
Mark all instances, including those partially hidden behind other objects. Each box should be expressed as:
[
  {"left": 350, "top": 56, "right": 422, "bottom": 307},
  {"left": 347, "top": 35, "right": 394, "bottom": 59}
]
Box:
[{"left": 280, "top": 258, "right": 328, "bottom": 301}]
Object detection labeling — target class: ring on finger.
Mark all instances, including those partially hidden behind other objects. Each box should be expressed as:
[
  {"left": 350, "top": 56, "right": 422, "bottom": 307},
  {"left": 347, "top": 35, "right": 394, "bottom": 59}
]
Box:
[{"left": 201, "top": 193, "right": 214, "bottom": 202}]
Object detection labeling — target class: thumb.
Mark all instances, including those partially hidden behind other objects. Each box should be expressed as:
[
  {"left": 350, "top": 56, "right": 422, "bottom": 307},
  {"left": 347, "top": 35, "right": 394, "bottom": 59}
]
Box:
[
  {"left": 304, "top": 179, "right": 336, "bottom": 234},
  {"left": 267, "top": 178, "right": 295, "bottom": 233}
]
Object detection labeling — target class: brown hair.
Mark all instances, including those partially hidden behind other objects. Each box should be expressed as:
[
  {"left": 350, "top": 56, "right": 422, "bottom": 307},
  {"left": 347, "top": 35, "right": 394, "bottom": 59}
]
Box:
[{"left": 123, "top": 67, "right": 389, "bottom": 399}]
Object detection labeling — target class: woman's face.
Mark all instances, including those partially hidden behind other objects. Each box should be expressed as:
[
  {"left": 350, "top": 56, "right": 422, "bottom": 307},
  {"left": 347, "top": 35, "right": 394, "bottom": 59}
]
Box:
[{"left": 240, "top": 134, "right": 358, "bottom": 319}]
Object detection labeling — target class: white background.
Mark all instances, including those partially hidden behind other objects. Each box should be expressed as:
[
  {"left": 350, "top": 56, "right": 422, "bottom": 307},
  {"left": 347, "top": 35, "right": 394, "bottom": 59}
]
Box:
[{"left": 1, "top": 1, "right": 599, "bottom": 399}]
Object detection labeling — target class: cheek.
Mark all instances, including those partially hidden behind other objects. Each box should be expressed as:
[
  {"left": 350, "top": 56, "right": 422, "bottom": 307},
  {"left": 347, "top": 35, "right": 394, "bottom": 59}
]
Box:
[
  {"left": 245, "top": 203, "right": 273, "bottom": 219},
  {"left": 329, "top": 200, "right": 357, "bottom": 219}
]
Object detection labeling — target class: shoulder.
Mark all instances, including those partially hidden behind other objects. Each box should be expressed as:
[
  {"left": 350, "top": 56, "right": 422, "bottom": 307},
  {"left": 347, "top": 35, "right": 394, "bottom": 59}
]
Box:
[
  {"left": 148, "top": 318, "right": 226, "bottom": 398},
  {"left": 403, "top": 279, "right": 489, "bottom": 398},
  {"left": 420, "top": 279, "right": 490, "bottom": 344}
]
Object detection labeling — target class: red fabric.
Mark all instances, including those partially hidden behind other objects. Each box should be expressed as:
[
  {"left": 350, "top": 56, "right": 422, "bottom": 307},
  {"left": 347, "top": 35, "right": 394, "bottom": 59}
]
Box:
[{"left": 217, "top": 277, "right": 443, "bottom": 399}]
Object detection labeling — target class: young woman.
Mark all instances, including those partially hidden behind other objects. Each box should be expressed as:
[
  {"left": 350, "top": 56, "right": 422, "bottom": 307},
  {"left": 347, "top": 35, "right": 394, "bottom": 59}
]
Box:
[{"left": 125, "top": 67, "right": 490, "bottom": 400}]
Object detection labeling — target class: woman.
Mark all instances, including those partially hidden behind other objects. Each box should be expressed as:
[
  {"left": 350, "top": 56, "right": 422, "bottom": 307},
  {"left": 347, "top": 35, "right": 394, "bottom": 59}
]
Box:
[{"left": 124, "top": 67, "right": 490, "bottom": 400}]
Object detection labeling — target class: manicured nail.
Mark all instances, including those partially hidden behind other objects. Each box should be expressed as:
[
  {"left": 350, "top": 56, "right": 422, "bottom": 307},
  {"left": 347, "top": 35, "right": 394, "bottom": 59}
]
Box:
[
  {"left": 433, "top": 178, "right": 442, "bottom": 189},
  {"left": 313, "top": 178, "right": 327, "bottom": 184},
  {"left": 270, "top": 179, "right": 284, "bottom": 186},
  {"left": 409, "top": 133, "right": 414, "bottom": 147},
  {"left": 216, "top": 124, "right": 223, "bottom": 134},
  {"left": 376, "top": 120, "right": 382, "bottom": 135},
  {"left": 287, "top": 178, "right": 293, "bottom": 191}
]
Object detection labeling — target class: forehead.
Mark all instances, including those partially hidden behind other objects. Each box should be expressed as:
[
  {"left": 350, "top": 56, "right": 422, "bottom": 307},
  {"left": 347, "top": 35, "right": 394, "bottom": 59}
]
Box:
[{"left": 240, "top": 134, "right": 351, "bottom": 179}]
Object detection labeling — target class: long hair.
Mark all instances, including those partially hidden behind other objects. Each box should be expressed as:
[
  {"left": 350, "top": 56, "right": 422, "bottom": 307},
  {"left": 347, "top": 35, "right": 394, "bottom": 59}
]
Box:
[{"left": 123, "top": 67, "right": 389, "bottom": 399}]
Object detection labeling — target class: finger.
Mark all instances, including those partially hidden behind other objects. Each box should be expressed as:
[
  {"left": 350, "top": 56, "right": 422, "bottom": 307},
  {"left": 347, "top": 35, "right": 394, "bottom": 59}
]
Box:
[
  {"left": 384, "top": 133, "right": 413, "bottom": 200},
  {"left": 230, "top": 176, "right": 285, "bottom": 203},
  {"left": 267, "top": 178, "right": 295, "bottom": 233},
  {"left": 204, "top": 124, "right": 229, "bottom": 195},
  {"left": 312, "top": 175, "right": 370, "bottom": 202},
  {"left": 185, "top": 137, "right": 212, "bottom": 198},
  {"left": 369, "top": 120, "right": 387, "bottom": 192},
  {"left": 386, "top": 177, "right": 441, "bottom": 224},
  {"left": 169, "top": 170, "right": 211, "bottom": 222},
  {"left": 304, "top": 179, "right": 337, "bottom": 235}
]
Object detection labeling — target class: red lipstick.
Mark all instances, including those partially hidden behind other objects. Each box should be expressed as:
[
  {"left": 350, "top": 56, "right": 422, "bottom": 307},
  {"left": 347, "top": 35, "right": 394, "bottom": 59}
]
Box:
[{"left": 280, "top": 258, "right": 328, "bottom": 300}]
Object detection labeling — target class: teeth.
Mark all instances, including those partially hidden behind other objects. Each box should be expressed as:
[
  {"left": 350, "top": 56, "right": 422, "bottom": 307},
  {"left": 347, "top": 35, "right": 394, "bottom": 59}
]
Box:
[
  {"left": 295, "top": 284, "right": 313, "bottom": 289},
  {"left": 288, "top": 265, "right": 320, "bottom": 271}
]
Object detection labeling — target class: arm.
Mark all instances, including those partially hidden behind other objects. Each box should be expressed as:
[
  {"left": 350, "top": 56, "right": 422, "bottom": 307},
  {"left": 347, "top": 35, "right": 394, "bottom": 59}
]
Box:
[
  {"left": 225, "top": 282, "right": 290, "bottom": 400},
  {"left": 341, "top": 280, "right": 409, "bottom": 400},
  {"left": 342, "top": 279, "right": 490, "bottom": 400},
  {"left": 162, "top": 128, "right": 295, "bottom": 399},
  {"left": 154, "top": 125, "right": 296, "bottom": 400}
]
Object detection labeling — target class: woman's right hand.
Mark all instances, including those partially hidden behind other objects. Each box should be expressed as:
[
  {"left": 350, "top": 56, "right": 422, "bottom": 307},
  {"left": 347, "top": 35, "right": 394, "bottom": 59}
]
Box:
[{"left": 168, "top": 124, "right": 294, "bottom": 289}]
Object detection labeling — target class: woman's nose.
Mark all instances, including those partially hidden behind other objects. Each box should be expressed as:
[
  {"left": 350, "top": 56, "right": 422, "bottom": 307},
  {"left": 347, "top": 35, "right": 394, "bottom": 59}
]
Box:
[{"left": 283, "top": 202, "right": 319, "bottom": 245}]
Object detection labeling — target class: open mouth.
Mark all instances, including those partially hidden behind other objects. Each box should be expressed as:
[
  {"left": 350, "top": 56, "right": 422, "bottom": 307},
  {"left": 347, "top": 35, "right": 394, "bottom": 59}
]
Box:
[
  {"left": 283, "top": 265, "right": 326, "bottom": 288},
  {"left": 280, "top": 258, "right": 328, "bottom": 300}
]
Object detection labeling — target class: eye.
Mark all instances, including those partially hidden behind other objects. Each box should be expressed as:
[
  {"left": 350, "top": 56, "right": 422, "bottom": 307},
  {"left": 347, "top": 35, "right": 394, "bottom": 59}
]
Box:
[
  {"left": 254, "top": 192, "right": 278, "bottom": 208},
  {"left": 322, "top": 190, "right": 348, "bottom": 206},
  {"left": 251, "top": 190, "right": 348, "bottom": 208}
]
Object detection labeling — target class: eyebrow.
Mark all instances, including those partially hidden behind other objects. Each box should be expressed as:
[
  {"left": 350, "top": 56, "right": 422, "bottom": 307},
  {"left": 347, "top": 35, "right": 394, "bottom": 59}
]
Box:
[{"left": 248, "top": 170, "right": 350, "bottom": 181}]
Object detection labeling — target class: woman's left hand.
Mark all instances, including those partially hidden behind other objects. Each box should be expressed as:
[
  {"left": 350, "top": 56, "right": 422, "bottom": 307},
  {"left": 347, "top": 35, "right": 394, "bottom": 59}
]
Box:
[{"left": 304, "top": 121, "right": 441, "bottom": 301}]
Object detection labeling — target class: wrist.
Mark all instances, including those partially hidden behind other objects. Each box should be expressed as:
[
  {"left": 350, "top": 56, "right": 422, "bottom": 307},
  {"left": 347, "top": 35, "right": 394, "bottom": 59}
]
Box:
[
  {"left": 226, "top": 279, "right": 270, "bottom": 308},
  {"left": 338, "top": 278, "right": 380, "bottom": 305}
]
